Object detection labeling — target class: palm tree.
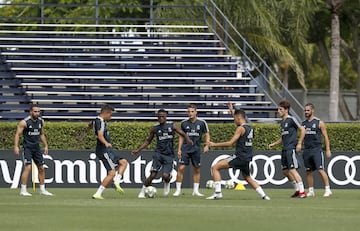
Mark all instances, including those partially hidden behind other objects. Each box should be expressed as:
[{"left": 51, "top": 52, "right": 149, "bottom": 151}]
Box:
[{"left": 327, "top": 0, "right": 344, "bottom": 121}]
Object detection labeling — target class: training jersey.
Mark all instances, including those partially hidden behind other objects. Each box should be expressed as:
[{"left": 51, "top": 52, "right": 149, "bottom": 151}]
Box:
[
  {"left": 93, "top": 116, "right": 112, "bottom": 154},
  {"left": 22, "top": 116, "right": 44, "bottom": 150},
  {"left": 235, "top": 124, "right": 253, "bottom": 161},
  {"left": 280, "top": 115, "right": 301, "bottom": 151},
  {"left": 302, "top": 118, "right": 322, "bottom": 150},
  {"left": 180, "top": 118, "right": 209, "bottom": 153},
  {"left": 153, "top": 122, "right": 175, "bottom": 157}
]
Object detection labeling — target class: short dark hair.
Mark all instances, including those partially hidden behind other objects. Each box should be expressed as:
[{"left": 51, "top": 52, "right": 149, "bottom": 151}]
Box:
[
  {"left": 100, "top": 104, "right": 115, "bottom": 113},
  {"left": 157, "top": 108, "right": 167, "bottom": 114},
  {"left": 187, "top": 103, "right": 197, "bottom": 110},
  {"left": 305, "top": 103, "right": 315, "bottom": 109},
  {"left": 234, "top": 109, "right": 246, "bottom": 118},
  {"left": 279, "top": 100, "right": 291, "bottom": 110},
  {"left": 29, "top": 103, "right": 40, "bottom": 111}
]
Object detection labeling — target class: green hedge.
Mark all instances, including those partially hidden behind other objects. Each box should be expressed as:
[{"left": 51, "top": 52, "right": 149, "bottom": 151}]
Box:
[{"left": 1, "top": 122, "right": 359, "bottom": 151}]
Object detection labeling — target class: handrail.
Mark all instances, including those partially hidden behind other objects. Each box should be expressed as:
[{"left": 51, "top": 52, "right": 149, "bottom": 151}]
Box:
[{"left": 202, "top": 0, "right": 303, "bottom": 122}]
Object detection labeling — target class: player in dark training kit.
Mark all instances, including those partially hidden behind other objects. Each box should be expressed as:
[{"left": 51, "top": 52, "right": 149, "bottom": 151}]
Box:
[
  {"left": 132, "top": 109, "right": 193, "bottom": 198},
  {"left": 14, "top": 104, "right": 53, "bottom": 196},
  {"left": 206, "top": 103, "right": 270, "bottom": 200},
  {"left": 92, "top": 105, "right": 128, "bottom": 199},
  {"left": 173, "top": 104, "right": 210, "bottom": 197},
  {"left": 302, "top": 103, "right": 332, "bottom": 197},
  {"left": 269, "top": 100, "right": 307, "bottom": 198}
]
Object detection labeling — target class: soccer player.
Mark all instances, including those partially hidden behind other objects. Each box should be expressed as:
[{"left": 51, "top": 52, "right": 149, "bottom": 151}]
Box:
[
  {"left": 92, "top": 104, "right": 128, "bottom": 199},
  {"left": 206, "top": 103, "right": 270, "bottom": 200},
  {"left": 131, "top": 109, "right": 193, "bottom": 198},
  {"left": 302, "top": 103, "right": 332, "bottom": 197},
  {"left": 173, "top": 104, "right": 210, "bottom": 197},
  {"left": 14, "top": 104, "right": 53, "bottom": 196},
  {"left": 269, "top": 100, "right": 307, "bottom": 198}
]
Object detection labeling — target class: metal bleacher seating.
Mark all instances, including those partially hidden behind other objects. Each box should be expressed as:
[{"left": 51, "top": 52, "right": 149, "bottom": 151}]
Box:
[{"left": 0, "top": 23, "right": 277, "bottom": 122}]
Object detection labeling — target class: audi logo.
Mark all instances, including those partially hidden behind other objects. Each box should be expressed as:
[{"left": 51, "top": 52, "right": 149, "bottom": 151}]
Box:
[{"left": 210, "top": 154, "right": 360, "bottom": 186}]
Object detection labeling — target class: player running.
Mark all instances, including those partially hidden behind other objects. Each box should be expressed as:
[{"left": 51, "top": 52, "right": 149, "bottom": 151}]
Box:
[{"left": 269, "top": 100, "right": 307, "bottom": 198}]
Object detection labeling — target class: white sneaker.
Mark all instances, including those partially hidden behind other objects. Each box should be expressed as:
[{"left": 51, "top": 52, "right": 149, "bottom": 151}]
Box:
[
  {"left": 262, "top": 195, "right": 271, "bottom": 200},
  {"left": 206, "top": 192, "right": 223, "bottom": 200},
  {"left": 323, "top": 190, "right": 332, "bottom": 197},
  {"left": 40, "top": 190, "right": 54, "bottom": 196},
  {"left": 20, "top": 191, "right": 32, "bottom": 196},
  {"left": 173, "top": 191, "right": 181, "bottom": 197},
  {"left": 307, "top": 191, "right": 315, "bottom": 197},
  {"left": 192, "top": 192, "right": 204, "bottom": 197},
  {"left": 92, "top": 194, "right": 104, "bottom": 200},
  {"left": 163, "top": 182, "right": 170, "bottom": 196},
  {"left": 138, "top": 191, "right": 146, "bottom": 199}
]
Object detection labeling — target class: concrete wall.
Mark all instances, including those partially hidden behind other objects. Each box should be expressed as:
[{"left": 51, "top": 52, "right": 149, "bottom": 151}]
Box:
[{"left": 290, "top": 89, "right": 358, "bottom": 122}]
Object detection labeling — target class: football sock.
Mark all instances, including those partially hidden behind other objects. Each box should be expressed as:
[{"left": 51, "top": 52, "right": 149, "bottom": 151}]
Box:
[
  {"left": 214, "top": 181, "right": 221, "bottom": 193},
  {"left": 325, "top": 185, "right": 331, "bottom": 191},
  {"left": 298, "top": 182, "right": 305, "bottom": 193},
  {"left": 114, "top": 173, "right": 122, "bottom": 183},
  {"left": 21, "top": 184, "right": 27, "bottom": 192},
  {"left": 193, "top": 183, "right": 200, "bottom": 193},
  {"left": 309, "top": 187, "right": 314, "bottom": 193},
  {"left": 40, "top": 184, "right": 46, "bottom": 192},
  {"left": 255, "top": 187, "right": 266, "bottom": 198},
  {"left": 292, "top": 181, "right": 298, "bottom": 191},
  {"left": 95, "top": 185, "right": 106, "bottom": 195},
  {"left": 140, "top": 185, "right": 146, "bottom": 194},
  {"left": 175, "top": 182, "right": 182, "bottom": 191}
]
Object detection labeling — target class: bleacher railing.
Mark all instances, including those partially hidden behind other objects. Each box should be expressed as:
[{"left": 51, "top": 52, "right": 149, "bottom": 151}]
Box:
[{"left": 202, "top": 0, "right": 303, "bottom": 122}]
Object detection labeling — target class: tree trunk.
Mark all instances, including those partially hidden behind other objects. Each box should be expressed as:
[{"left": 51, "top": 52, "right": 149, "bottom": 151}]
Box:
[{"left": 328, "top": 1, "right": 341, "bottom": 121}]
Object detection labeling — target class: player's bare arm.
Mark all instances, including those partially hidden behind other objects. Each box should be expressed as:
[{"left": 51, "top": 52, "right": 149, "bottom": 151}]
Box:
[
  {"left": 174, "top": 123, "right": 194, "bottom": 145},
  {"left": 208, "top": 126, "right": 244, "bottom": 148},
  {"left": 131, "top": 128, "right": 155, "bottom": 155},
  {"left": 177, "top": 135, "right": 184, "bottom": 158},
  {"left": 227, "top": 102, "right": 235, "bottom": 116},
  {"left": 40, "top": 120, "right": 49, "bottom": 155},
  {"left": 319, "top": 120, "right": 331, "bottom": 158},
  {"left": 14, "top": 120, "right": 26, "bottom": 156},
  {"left": 296, "top": 126, "right": 306, "bottom": 153},
  {"left": 97, "top": 130, "right": 112, "bottom": 148},
  {"left": 269, "top": 138, "right": 282, "bottom": 149},
  {"left": 203, "top": 132, "right": 210, "bottom": 153}
]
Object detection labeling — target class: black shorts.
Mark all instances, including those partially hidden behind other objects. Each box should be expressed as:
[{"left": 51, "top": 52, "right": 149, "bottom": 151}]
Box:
[
  {"left": 281, "top": 149, "right": 301, "bottom": 170},
  {"left": 303, "top": 148, "right": 325, "bottom": 171},
  {"left": 178, "top": 150, "right": 201, "bottom": 167},
  {"left": 151, "top": 152, "right": 174, "bottom": 174},
  {"left": 227, "top": 155, "right": 251, "bottom": 177},
  {"left": 96, "top": 150, "right": 121, "bottom": 171},
  {"left": 23, "top": 147, "right": 44, "bottom": 166}
]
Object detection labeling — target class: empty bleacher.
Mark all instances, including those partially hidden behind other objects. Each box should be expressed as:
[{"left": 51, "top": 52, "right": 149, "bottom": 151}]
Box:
[{"left": 0, "top": 23, "right": 277, "bottom": 122}]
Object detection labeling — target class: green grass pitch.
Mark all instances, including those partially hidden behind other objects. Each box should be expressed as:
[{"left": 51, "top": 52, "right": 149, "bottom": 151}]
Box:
[{"left": 0, "top": 187, "right": 359, "bottom": 231}]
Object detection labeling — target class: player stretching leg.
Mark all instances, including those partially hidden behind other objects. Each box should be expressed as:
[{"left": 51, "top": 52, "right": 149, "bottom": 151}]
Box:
[{"left": 206, "top": 104, "right": 270, "bottom": 200}]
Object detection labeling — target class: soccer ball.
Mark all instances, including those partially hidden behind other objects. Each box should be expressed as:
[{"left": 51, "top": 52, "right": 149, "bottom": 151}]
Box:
[
  {"left": 206, "top": 180, "right": 215, "bottom": 189},
  {"left": 145, "top": 186, "right": 157, "bottom": 198},
  {"left": 224, "top": 180, "right": 235, "bottom": 189}
]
